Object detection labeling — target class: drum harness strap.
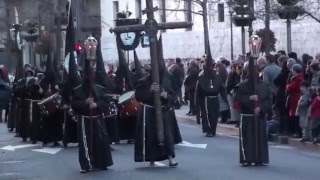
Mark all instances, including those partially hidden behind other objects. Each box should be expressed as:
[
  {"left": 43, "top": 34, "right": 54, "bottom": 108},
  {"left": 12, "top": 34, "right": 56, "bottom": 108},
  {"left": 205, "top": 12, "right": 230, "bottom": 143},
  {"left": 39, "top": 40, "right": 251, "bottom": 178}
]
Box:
[
  {"left": 240, "top": 113, "right": 255, "bottom": 161},
  {"left": 204, "top": 96, "right": 218, "bottom": 128}
]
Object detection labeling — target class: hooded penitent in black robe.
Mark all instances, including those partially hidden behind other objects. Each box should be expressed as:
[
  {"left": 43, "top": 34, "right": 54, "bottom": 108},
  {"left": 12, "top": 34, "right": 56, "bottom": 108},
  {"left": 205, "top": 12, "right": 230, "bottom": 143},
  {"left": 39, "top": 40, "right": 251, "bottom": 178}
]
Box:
[
  {"left": 14, "top": 75, "right": 42, "bottom": 143},
  {"left": 40, "top": 53, "right": 63, "bottom": 145},
  {"left": 114, "top": 43, "right": 137, "bottom": 142},
  {"left": 134, "top": 75, "right": 176, "bottom": 162},
  {"left": 196, "top": 71, "right": 224, "bottom": 136},
  {"left": 61, "top": 5, "right": 82, "bottom": 147},
  {"left": 12, "top": 79, "right": 26, "bottom": 136},
  {"left": 71, "top": 83, "right": 113, "bottom": 171},
  {"left": 158, "top": 35, "right": 182, "bottom": 144},
  {"left": 94, "top": 47, "right": 119, "bottom": 144},
  {"left": 233, "top": 79, "right": 272, "bottom": 165}
]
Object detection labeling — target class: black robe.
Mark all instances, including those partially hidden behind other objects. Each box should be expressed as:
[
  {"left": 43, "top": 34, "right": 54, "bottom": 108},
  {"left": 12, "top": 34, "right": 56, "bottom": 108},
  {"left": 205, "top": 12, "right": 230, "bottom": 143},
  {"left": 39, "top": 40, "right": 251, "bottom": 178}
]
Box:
[
  {"left": 72, "top": 84, "right": 113, "bottom": 170},
  {"left": 196, "top": 71, "right": 224, "bottom": 135},
  {"left": 233, "top": 80, "right": 272, "bottom": 164},
  {"left": 134, "top": 76, "right": 176, "bottom": 162}
]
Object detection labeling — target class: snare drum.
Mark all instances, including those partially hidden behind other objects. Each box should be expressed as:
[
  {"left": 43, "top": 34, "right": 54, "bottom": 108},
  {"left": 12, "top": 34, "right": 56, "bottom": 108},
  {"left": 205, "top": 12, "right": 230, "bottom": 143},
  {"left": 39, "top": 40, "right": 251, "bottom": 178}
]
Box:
[
  {"left": 117, "top": 91, "right": 141, "bottom": 118},
  {"left": 38, "top": 93, "right": 63, "bottom": 115}
]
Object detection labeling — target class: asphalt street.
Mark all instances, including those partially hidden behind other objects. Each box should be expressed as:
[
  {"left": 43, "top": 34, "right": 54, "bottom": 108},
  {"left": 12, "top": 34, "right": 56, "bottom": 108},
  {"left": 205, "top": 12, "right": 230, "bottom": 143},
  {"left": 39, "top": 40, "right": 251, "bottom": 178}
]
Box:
[{"left": 1, "top": 118, "right": 320, "bottom": 180}]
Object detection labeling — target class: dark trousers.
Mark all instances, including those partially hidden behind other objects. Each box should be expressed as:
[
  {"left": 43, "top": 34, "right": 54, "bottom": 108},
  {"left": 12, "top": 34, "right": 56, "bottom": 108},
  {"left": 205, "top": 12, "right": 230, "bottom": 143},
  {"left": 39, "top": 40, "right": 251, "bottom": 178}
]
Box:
[
  {"left": 277, "top": 102, "right": 288, "bottom": 135},
  {"left": 287, "top": 116, "right": 302, "bottom": 136},
  {"left": 311, "top": 120, "right": 320, "bottom": 138},
  {"left": 220, "top": 110, "right": 230, "bottom": 123},
  {"left": 188, "top": 91, "right": 196, "bottom": 114}
]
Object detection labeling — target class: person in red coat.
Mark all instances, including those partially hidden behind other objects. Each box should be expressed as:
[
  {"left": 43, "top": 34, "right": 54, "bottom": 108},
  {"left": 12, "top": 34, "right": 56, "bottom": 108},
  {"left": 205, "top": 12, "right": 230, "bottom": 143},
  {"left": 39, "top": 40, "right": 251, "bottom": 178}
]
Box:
[
  {"left": 286, "top": 64, "right": 304, "bottom": 138},
  {"left": 310, "top": 88, "right": 320, "bottom": 144}
]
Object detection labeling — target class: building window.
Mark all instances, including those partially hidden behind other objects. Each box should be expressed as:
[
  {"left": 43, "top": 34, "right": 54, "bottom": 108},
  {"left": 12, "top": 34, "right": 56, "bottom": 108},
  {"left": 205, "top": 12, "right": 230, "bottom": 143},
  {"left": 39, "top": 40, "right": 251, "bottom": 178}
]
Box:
[{"left": 218, "top": 3, "right": 224, "bottom": 22}]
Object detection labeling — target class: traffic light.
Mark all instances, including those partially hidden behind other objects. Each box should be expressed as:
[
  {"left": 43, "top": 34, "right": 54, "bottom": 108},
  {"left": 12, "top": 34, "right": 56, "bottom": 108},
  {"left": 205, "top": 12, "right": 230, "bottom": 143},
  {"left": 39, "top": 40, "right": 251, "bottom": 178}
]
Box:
[{"left": 75, "top": 42, "right": 82, "bottom": 53}]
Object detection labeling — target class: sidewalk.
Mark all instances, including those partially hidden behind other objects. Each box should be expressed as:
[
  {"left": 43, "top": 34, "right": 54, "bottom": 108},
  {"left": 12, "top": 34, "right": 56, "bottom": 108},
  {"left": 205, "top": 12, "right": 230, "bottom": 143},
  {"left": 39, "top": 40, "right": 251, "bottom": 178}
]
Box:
[{"left": 175, "top": 105, "right": 320, "bottom": 153}]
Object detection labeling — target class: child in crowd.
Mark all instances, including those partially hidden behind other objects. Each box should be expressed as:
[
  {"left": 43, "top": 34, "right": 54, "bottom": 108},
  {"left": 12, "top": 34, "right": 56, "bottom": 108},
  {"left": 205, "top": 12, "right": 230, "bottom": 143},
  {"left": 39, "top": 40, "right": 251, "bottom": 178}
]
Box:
[
  {"left": 296, "top": 81, "right": 311, "bottom": 142},
  {"left": 310, "top": 88, "right": 320, "bottom": 144}
]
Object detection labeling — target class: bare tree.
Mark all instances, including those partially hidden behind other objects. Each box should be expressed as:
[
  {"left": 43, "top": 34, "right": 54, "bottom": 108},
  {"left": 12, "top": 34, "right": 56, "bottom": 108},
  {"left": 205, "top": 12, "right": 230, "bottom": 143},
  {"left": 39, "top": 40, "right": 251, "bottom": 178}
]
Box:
[{"left": 160, "top": 0, "right": 220, "bottom": 54}]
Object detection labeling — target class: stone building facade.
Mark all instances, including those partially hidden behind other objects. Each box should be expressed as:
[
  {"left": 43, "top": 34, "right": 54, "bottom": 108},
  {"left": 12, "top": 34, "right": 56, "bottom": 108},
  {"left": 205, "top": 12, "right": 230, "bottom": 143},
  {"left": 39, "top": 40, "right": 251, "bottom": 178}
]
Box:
[{"left": 101, "top": 0, "right": 320, "bottom": 62}]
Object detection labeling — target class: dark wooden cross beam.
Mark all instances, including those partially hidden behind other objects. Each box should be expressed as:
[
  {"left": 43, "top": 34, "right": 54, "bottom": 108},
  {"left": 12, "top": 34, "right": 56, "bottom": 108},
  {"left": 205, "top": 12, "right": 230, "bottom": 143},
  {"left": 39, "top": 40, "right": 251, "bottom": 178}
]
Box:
[{"left": 110, "top": 0, "right": 192, "bottom": 146}]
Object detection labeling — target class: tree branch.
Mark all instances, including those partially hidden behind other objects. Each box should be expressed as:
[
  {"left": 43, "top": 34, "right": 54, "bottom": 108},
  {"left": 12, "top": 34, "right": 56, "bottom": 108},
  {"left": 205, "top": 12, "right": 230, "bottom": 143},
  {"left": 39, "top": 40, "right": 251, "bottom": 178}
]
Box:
[{"left": 159, "top": 8, "right": 204, "bottom": 16}]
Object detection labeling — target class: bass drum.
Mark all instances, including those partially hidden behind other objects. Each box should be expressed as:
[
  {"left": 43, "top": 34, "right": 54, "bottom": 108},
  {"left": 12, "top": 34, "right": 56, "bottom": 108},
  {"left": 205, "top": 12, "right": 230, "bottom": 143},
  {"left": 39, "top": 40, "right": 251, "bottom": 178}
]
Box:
[
  {"left": 38, "top": 93, "right": 63, "bottom": 116},
  {"left": 117, "top": 91, "right": 141, "bottom": 118}
]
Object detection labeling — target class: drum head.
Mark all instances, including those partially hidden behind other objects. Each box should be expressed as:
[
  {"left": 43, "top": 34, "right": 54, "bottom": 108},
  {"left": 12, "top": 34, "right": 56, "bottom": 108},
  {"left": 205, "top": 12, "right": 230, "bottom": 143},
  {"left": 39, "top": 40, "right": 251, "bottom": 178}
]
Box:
[{"left": 118, "top": 91, "right": 135, "bottom": 104}]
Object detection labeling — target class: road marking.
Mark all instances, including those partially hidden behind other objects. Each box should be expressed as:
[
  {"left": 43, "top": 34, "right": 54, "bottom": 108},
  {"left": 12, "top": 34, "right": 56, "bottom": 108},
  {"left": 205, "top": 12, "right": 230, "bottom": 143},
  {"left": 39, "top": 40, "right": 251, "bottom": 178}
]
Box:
[
  {"left": 217, "top": 133, "right": 239, "bottom": 139},
  {"left": 271, "top": 145, "right": 295, "bottom": 150},
  {"left": 0, "top": 161, "right": 25, "bottom": 164},
  {"left": 178, "top": 140, "right": 207, "bottom": 149},
  {"left": 32, "top": 147, "right": 63, "bottom": 154},
  {"left": 0, "top": 172, "right": 21, "bottom": 176},
  {"left": 1, "top": 144, "right": 40, "bottom": 151},
  {"left": 154, "top": 162, "right": 166, "bottom": 167}
]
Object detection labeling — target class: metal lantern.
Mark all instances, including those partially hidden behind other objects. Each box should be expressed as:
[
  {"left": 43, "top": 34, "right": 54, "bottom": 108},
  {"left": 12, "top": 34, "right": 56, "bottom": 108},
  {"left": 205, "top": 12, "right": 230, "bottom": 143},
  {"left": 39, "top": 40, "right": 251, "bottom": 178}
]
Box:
[
  {"left": 84, "top": 35, "right": 98, "bottom": 61},
  {"left": 249, "top": 35, "right": 262, "bottom": 58}
]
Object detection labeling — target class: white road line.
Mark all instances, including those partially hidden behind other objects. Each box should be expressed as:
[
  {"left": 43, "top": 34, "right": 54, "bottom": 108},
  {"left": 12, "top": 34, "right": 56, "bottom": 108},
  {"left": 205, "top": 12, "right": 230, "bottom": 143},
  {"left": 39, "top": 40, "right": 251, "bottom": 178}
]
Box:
[
  {"left": 0, "top": 161, "right": 25, "bottom": 164},
  {"left": 154, "top": 162, "right": 166, "bottom": 167}
]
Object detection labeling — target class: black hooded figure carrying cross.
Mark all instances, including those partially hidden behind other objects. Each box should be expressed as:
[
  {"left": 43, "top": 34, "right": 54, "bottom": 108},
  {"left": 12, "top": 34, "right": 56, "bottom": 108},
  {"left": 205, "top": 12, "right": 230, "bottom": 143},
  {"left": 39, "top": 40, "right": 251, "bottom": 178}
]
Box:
[
  {"left": 71, "top": 35, "right": 113, "bottom": 173},
  {"left": 134, "top": 35, "right": 179, "bottom": 167}
]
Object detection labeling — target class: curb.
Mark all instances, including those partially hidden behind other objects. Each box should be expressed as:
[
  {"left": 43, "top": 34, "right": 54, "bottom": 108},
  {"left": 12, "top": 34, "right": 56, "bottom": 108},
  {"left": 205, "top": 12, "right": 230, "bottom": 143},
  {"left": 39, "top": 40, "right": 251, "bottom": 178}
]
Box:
[{"left": 176, "top": 114, "right": 320, "bottom": 153}]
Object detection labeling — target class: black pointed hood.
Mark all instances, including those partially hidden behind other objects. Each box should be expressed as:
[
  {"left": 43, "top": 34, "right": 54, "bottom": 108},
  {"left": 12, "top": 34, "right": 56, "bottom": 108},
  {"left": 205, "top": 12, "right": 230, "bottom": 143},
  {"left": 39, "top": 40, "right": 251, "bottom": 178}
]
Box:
[
  {"left": 65, "top": 2, "right": 82, "bottom": 88},
  {"left": 157, "top": 35, "right": 167, "bottom": 75},
  {"left": 204, "top": 42, "right": 214, "bottom": 75},
  {"left": 133, "top": 50, "right": 144, "bottom": 78},
  {"left": 116, "top": 41, "right": 133, "bottom": 89},
  {"left": 67, "top": 51, "right": 82, "bottom": 87},
  {"left": 95, "top": 46, "right": 116, "bottom": 92},
  {"left": 44, "top": 52, "right": 58, "bottom": 84}
]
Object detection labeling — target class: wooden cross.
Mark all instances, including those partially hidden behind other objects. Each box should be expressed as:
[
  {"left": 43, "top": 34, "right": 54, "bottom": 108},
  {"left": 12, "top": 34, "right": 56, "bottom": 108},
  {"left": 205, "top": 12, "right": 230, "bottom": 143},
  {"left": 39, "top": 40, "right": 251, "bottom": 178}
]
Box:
[{"left": 110, "top": 0, "right": 192, "bottom": 145}]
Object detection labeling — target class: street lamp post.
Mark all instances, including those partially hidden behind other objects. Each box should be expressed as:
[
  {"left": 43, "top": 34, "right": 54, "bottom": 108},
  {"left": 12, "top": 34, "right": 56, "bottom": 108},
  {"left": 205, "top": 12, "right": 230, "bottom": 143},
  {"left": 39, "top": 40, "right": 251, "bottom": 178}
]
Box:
[{"left": 229, "top": 9, "right": 234, "bottom": 60}]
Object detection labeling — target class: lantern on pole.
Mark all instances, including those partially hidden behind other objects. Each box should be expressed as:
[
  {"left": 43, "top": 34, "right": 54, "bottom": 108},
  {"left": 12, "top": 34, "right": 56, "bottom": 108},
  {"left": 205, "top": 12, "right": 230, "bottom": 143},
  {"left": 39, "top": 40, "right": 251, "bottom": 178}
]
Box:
[
  {"left": 84, "top": 35, "right": 98, "bottom": 62},
  {"left": 249, "top": 35, "right": 262, "bottom": 59}
]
